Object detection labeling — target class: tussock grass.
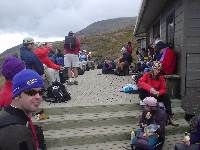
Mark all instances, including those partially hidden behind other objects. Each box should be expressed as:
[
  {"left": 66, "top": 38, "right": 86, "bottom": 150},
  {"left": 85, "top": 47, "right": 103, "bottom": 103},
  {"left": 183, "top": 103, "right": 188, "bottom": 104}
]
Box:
[{"left": 0, "top": 75, "right": 5, "bottom": 89}]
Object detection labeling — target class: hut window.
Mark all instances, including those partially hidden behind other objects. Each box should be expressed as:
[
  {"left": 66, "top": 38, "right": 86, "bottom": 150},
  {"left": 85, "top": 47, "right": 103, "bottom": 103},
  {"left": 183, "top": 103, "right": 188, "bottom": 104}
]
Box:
[{"left": 166, "top": 11, "right": 175, "bottom": 48}]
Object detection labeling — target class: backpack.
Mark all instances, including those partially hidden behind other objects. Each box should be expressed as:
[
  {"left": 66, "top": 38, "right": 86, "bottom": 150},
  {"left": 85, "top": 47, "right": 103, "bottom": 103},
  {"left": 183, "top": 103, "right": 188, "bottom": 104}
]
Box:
[
  {"left": 46, "top": 81, "right": 71, "bottom": 103},
  {"left": 78, "top": 67, "right": 84, "bottom": 75},
  {"left": 131, "top": 127, "right": 159, "bottom": 150},
  {"left": 64, "top": 35, "right": 76, "bottom": 50}
]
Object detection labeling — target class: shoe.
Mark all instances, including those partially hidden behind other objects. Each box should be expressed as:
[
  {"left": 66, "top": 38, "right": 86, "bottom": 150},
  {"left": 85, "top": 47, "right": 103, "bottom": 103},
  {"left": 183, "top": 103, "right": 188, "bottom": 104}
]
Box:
[
  {"left": 67, "top": 81, "right": 74, "bottom": 85},
  {"left": 167, "top": 115, "right": 179, "bottom": 127},
  {"left": 74, "top": 81, "right": 78, "bottom": 85},
  {"left": 139, "top": 100, "right": 145, "bottom": 106}
]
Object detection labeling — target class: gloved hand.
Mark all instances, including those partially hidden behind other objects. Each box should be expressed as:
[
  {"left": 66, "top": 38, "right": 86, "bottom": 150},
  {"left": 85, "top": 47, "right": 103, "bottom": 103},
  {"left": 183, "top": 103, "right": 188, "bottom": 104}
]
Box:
[
  {"left": 60, "top": 66, "right": 65, "bottom": 71},
  {"left": 150, "top": 88, "right": 159, "bottom": 96}
]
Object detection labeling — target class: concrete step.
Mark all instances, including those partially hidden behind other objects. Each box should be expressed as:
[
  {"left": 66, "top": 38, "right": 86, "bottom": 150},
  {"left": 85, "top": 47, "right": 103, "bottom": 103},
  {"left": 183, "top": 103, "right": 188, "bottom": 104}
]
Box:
[
  {"left": 48, "top": 140, "right": 130, "bottom": 150},
  {"left": 34, "top": 107, "right": 184, "bottom": 130},
  {"left": 44, "top": 119, "right": 188, "bottom": 148},
  {"left": 40, "top": 99, "right": 181, "bottom": 115},
  {"left": 48, "top": 133, "right": 184, "bottom": 150}
]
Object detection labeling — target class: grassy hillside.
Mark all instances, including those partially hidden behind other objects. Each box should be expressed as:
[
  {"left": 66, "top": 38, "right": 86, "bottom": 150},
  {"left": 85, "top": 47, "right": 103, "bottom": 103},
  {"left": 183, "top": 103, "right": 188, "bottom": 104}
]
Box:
[
  {"left": 0, "top": 75, "right": 5, "bottom": 89},
  {"left": 77, "top": 17, "right": 136, "bottom": 36},
  {"left": 53, "top": 26, "right": 137, "bottom": 61}
]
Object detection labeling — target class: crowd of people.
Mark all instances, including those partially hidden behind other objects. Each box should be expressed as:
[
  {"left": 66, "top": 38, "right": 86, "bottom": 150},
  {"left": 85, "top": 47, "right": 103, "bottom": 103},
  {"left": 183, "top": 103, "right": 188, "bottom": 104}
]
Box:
[
  {"left": 134, "top": 40, "right": 176, "bottom": 75},
  {"left": 101, "top": 41, "right": 133, "bottom": 75},
  {"left": 99, "top": 39, "right": 200, "bottom": 149},
  {"left": 0, "top": 31, "right": 95, "bottom": 150},
  {"left": 0, "top": 33, "right": 199, "bottom": 150},
  {"left": 129, "top": 40, "right": 199, "bottom": 149}
]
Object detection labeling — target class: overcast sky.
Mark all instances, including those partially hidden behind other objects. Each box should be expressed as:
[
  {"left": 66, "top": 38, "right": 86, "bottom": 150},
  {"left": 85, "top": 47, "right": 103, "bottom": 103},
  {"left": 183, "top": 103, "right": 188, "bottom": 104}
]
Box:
[{"left": 0, "top": 0, "right": 141, "bottom": 53}]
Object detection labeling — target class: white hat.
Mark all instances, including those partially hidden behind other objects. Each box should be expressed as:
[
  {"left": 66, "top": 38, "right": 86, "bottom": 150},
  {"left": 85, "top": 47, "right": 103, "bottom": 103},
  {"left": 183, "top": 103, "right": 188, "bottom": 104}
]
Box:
[{"left": 23, "top": 37, "right": 34, "bottom": 44}]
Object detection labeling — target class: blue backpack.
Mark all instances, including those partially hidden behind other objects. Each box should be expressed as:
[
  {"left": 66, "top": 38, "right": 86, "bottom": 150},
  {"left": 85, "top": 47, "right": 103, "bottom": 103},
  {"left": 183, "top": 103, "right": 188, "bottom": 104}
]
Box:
[{"left": 120, "top": 84, "right": 138, "bottom": 94}]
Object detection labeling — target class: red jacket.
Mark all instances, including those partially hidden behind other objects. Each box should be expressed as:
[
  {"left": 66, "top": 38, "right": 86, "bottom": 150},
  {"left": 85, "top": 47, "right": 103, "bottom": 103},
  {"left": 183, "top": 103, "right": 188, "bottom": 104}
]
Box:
[
  {"left": 126, "top": 45, "right": 133, "bottom": 54},
  {"left": 138, "top": 72, "right": 167, "bottom": 96},
  {"left": 34, "top": 47, "right": 60, "bottom": 70},
  {"left": 161, "top": 48, "right": 176, "bottom": 75},
  {"left": 0, "top": 80, "right": 12, "bottom": 107},
  {"left": 64, "top": 37, "right": 80, "bottom": 55}
]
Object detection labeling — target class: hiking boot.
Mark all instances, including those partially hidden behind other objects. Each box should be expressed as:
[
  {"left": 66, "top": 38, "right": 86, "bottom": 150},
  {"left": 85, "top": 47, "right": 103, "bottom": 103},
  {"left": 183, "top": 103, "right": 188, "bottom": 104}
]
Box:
[
  {"left": 139, "top": 100, "right": 145, "bottom": 106},
  {"left": 74, "top": 81, "right": 78, "bottom": 85},
  {"left": 67, "top": 81, "right": 74, "bottom": 85},
  {"left": 168, "top": 119, "right": 179, "bottom": 127},
  {"left": 167, "top": 114, "right": 179, "bottom": 127}
]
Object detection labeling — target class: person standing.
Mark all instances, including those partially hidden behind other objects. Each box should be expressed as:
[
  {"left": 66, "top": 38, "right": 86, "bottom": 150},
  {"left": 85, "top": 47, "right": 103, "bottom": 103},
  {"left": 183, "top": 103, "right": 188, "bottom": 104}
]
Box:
[
  {"left": 34, "top": 42, "right": 63, "bottom": 84},
  {"left": 126, "top": 41, "right": 133, "bottom": 54},
  {"left": 20, "top": 37, "right": 44, "bottom": 76},
  {"left": 64, "top": 31, "right": 80, "bottom": 85},
  {"left": 0, "top": 69, "right": 44, "bottom": 150}
]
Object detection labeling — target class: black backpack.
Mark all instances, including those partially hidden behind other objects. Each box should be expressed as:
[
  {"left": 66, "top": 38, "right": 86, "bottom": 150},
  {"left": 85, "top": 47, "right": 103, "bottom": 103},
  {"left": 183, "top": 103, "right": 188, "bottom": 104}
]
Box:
[
  {"left": 78, "top": 67, "right": 84, "bottom": 75},
  {"left": 46, "top": 81, "right": 71, "bottom": 103},
  {"left": 64, "top": 35, "right": 76, "bottom": 50}
]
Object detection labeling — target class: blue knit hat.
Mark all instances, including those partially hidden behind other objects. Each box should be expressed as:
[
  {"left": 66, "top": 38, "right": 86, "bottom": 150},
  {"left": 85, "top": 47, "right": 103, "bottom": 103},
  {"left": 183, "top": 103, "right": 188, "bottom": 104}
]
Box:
[
  {"left": 13, "top": 69, "right": 44, "bottom": 98},
  {"left": 155, "top": 41, "right": 168, "bottom": 50}
]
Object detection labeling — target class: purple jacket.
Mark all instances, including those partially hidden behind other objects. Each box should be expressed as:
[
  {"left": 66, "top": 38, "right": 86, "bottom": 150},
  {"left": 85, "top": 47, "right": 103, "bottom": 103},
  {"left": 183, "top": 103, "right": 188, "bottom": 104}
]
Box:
[
  {"left": 190, "top": 117, "right": 200, "bottom": 144},
  {"left": 139, "top": 108, "right": 167, "bottom": 139}
]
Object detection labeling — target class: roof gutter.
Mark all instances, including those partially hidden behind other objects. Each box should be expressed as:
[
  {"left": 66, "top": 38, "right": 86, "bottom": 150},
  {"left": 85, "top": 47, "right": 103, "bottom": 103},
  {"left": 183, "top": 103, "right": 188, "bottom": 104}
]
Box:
[{"left": 134, "top": 0, "right": 148, "bottom": 36}]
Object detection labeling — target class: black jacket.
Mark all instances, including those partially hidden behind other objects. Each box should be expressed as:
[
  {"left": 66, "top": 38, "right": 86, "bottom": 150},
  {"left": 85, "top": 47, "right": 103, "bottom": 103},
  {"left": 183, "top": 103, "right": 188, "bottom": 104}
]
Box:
[
  {"left": 20, "top": 46, "right": 44, "bottom": 75},
  {"left": 0, "top": 106, "right": 36, "bottom": 150}
]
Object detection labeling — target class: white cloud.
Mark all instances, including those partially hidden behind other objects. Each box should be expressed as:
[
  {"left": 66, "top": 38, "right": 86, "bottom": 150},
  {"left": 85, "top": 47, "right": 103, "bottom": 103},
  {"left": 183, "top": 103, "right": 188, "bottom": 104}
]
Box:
[{"left": 0, "top": 0, "right": 140, "bottom": 53}]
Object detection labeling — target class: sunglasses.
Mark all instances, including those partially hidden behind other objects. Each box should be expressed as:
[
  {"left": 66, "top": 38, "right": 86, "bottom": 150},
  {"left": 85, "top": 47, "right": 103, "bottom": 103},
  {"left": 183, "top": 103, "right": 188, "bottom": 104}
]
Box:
[{"left": 24, "top": 89, "right": 44, "bottom": 96}]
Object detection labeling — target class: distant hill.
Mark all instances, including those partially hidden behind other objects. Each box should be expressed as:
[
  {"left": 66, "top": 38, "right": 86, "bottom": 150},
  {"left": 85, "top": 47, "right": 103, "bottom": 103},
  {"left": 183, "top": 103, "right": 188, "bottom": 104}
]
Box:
[
  {"left": 77, "top": 17, "right": 137, "bottom": 36},
  {"left": 0, "top": 17, "right": 137, "bottom": 64},
  {"left": 52, "top": 26, "right": 137, "bottom": 61}
]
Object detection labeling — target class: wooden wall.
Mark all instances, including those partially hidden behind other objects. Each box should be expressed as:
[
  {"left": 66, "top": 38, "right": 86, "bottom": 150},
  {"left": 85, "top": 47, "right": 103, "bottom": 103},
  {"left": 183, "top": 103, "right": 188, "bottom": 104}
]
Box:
[
  {"left": 140, "top": 0, "right": 200, "bottom": 114},
  {"left": 182, "top": 0, "right": 200, "bottom": 115}
]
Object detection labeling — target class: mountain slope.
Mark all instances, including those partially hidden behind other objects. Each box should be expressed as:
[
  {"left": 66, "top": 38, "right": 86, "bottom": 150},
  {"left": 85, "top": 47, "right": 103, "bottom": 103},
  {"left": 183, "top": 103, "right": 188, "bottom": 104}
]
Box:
[{"left": 77, "top": 17, "right": 136, "bottom": 36}]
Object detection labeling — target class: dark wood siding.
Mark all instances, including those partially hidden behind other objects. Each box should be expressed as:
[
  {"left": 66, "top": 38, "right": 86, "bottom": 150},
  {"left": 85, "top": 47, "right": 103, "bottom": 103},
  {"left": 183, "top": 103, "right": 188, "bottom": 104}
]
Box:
[
  {"left": 159, "top": 0, "right": 184, "bottom": 74},
  {"left": 185, "top": 0, "right": 200, "bottom": 51},
  {"left": 186, "top": 53, "right": 200, "bottom": 88}
]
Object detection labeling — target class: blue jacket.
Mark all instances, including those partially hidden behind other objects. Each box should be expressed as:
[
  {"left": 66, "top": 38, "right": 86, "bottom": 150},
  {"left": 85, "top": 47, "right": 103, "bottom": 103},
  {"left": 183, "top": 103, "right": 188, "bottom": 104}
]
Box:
[
  {"left": 20, "top": 46, "right": 44, "bottom": 75},
  {"left": 122, "top": 51, "right": 132, "bottom": 65}
]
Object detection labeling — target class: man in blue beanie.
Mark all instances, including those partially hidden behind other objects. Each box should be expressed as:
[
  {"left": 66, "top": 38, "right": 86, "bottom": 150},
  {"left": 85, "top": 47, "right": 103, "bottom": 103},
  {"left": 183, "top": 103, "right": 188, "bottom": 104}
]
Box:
[{"left": 0, "top": 69, "right": 44, "bottom": 150}]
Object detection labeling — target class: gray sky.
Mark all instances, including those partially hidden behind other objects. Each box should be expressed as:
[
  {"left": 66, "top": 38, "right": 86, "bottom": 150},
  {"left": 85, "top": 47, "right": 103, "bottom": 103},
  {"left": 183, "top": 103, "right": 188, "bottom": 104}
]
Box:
[{"left": 0, "top": 0, "right": 141, "bottom": 53}]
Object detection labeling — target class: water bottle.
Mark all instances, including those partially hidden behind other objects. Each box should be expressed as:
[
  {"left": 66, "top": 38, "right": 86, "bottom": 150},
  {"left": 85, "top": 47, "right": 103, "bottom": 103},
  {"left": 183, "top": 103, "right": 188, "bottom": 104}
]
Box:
[
  {"left": 131, "top": 128, "right": 135, "bottom": 143},
  {"left": 184, "top": 132, "right": 190, "bottom": 145}
]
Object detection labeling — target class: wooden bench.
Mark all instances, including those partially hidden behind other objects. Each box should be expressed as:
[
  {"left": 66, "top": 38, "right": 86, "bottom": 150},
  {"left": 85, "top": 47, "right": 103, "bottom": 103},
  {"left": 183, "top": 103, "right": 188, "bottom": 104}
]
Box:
[{"left": 164, "top": 75, "right": 181, "bottom": 99}]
